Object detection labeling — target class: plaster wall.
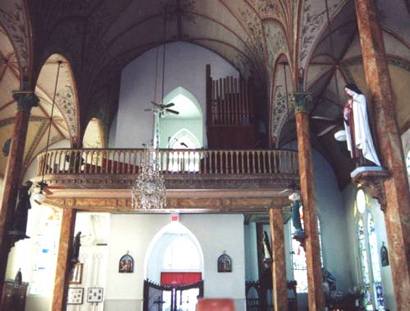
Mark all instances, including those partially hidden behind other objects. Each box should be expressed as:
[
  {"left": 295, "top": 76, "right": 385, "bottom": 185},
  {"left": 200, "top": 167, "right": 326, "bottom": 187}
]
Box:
[
  {"left": 104, "top": 214, "right": 246, "bottom": 311},
  {"left": 159, "top": 117, "right": 202, "bottom": 148},
  {"left": 109, "top": 41, "right": 239, "bottom": 148},
  {"left": 244, "top": 222, "right": 258, "bottom": 281}
]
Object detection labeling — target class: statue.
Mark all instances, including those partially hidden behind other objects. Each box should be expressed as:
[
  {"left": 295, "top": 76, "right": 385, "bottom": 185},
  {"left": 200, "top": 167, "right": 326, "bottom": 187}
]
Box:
[
  {"left": 289, "top": 191, "right": 304, "bottom": 239},
  {"left": 70, "top": 231, "right": 81, "bottom": 270},
  {"left": 343, "top": 84, "right": 381, "bottom": 166},
  {"left": 11, "top": 181, "right": 33, "bottom": 237}
]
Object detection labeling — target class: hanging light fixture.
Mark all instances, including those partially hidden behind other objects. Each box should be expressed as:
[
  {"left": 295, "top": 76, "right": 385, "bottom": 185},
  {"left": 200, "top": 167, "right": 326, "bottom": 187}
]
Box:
[
  {"left": 131, "top": 7, "right": 169, "bottom": 210},
  {"left": 32, "top": 60, "right": 62, "bottom": 204}
]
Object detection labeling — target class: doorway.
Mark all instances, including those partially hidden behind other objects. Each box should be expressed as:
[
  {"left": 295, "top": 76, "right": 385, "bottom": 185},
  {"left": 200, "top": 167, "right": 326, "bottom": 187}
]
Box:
[{"left": 144, "top": 222, "right": 204, "bottom": 311}]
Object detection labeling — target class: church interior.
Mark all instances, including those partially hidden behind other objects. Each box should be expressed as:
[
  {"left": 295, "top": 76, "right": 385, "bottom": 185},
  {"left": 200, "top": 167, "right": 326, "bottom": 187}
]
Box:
[{"left": 0, "top": 0, "right": 409, "bottom": 310}]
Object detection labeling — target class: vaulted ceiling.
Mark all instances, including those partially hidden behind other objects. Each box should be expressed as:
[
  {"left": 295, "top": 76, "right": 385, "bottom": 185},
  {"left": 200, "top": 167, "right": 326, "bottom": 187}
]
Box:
[{"left": 0, "top": 0, "right": 409, "bottom": 186}]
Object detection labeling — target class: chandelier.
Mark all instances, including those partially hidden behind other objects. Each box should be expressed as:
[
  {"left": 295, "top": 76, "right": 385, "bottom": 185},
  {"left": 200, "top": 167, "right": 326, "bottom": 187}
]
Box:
[
  {"left": 131, "top": 6, "right": 169, "bottom": 210},
  {"left": 131, "top": 146, "right": 166, "bottom": 209}
]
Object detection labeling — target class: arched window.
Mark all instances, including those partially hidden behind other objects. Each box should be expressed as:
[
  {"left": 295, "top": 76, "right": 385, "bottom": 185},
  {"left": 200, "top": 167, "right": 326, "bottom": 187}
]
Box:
[
  {"left": 289, "top": 216, "right": 323, "bottom": 293},
  {"left": 355, "top": 190, "right": 385, "bottom": 310},
  {"left": 156, "top": 87, "right": 203, "bottom": 149},
  {"left": 406, "top": 150, "right": 410, "bottom": 177},
  {"left": 162, "top": 234, "right": 202, "bottom": 271}
]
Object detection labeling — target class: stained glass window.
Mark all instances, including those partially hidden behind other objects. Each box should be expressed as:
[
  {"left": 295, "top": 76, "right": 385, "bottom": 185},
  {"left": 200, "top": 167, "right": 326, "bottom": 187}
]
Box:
[
  {"left": 356, "top": 190, "right": 385, "bottom": 311},
  {"left": 290, "top": 216, "right": 323, "bottom": 293}
]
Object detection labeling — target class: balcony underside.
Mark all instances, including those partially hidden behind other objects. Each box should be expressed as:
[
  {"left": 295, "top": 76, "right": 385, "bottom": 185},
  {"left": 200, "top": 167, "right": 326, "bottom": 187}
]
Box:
[{"left": 35, "top": 149, "right": 298, "bottom": 214}]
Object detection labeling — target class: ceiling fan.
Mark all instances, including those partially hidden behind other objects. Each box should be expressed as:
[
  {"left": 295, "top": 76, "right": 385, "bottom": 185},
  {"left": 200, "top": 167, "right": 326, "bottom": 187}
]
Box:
[
  {"left": 145, "top": 101, "right": 179, "bottom": 117},
  {"left": 311, "top": 114, "right": 343, "bottom": 137}
]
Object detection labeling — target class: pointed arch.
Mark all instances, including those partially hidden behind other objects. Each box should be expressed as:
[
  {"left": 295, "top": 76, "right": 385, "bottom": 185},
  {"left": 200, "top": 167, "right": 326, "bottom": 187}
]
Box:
[
  {"left": 83, "top": 117, "right": 106, "bottom": 148},
  {"left": 270, "top": 53, "right": 293, "bottom": 147},
  {"left": 144, "top": 222, "right": 204, "bottom": 283},
  {"left": 21, "top": 54, "right": 80, "bottom": 171},
  {"left": 162, "top": 86, "right": 202, "bottom": 118},
  {"left": 157, "top": 86, "right": 203, "bottom": 148}
]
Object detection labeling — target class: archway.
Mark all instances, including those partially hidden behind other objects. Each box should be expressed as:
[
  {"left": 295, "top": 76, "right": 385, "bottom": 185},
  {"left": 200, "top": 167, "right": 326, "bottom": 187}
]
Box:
[
  {"left": 83, "top": 117, "right": 106, "bottom": 148},
  {"left": 144, "top": 221, "right": 204, "bottom": 311},
  {"left": 156, "top": 87, "right": 203, "bottom": 149}
]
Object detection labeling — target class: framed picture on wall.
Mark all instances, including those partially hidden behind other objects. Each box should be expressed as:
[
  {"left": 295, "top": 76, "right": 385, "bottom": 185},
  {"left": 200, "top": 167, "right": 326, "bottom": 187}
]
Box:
[
  {"left": 69, "top": 263, "right": 83, "bottom": 284},
  {"left": 217, "top": 251, "right": 232, "bottom": 273},
  {"left": 67, "top": 287, "right": 84, "bottom": 305},
  {"left": 119, "top": 252, "right": 134, "bottom": 273},
  {"left": 87, "top": 287, "right": 104, "bottom": 303}
]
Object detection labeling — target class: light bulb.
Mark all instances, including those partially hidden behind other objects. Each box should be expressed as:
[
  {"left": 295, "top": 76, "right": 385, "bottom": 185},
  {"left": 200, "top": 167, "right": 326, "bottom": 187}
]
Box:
[{"left": 334, "top": 130, "right": 347, "bottom": 141}]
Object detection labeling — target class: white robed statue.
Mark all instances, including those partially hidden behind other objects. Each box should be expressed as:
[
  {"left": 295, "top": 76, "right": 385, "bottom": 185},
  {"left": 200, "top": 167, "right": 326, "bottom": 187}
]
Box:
[{"left": 342, "top": 83, "right": 381, "bottom": 166}]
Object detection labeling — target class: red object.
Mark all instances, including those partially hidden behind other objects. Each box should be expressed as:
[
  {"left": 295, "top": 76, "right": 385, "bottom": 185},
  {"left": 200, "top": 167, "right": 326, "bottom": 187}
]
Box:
[
  {"left": 171, "top": 214, "right": 180, "bottom": 222},
  {"left": 160, "top": 272, "right": 202, "bottom": 285},
  {"left": 196, "top": 298, "right": 235, "bottom": 311}
]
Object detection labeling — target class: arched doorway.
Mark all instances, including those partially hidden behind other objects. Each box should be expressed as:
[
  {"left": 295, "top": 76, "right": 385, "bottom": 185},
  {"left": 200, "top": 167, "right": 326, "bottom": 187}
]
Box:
[{"left": 144, "top": 221, "right": 204, "bottom": 311}]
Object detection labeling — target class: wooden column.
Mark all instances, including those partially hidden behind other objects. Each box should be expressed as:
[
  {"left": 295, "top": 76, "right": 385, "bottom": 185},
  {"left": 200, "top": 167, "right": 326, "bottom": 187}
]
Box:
[
  {"left": 269, "top": 208, "right": 288, "bottom": 311},
  {"left": 0, "top": 91, "right": 38, "bottom": 300},
  {"left": 292, "top": 93, "right": 325, "bottom": 310},
  {"left": 355, "top": 0, "right": 410, "bottom": 309},
  {"left": 52, "top": 208, "right": 77, "bottom": 311}
]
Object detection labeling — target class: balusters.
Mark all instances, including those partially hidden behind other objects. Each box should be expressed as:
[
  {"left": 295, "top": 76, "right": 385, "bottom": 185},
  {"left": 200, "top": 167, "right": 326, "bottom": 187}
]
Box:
[{"left": 35, "top": 149, "right": 298, "bottom": 185}]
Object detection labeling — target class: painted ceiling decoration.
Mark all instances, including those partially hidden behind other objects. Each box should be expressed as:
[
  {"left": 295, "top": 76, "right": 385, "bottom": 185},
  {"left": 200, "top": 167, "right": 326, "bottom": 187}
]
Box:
[{"left": 0, "top": 0, "right": 409, "bottom": 185}]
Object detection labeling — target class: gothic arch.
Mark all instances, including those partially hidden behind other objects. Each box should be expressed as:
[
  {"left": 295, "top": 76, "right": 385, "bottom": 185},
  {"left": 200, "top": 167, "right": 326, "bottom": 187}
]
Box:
[
  {"left": 83, "top": 117, "right": 106, "bottom": 148},
  {"left": 144, "top": 222, "right": 204, "bottom": 283}
]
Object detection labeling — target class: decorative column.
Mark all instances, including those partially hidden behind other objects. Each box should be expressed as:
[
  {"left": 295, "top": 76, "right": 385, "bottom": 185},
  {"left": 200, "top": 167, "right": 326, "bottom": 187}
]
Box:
[
  {"left": 0, "top": 90, "right": 38, "bottom": 298},
  {"left": 355, "top": 0, "right": 410, "bottom": 308},
  {"left": 52, "top": 208, "right": 77, "bottom": 311},
  {"left": 269, "top": 208, "right": 288, "bottom": 311},
  {"left": 292, "top": 93, "right": 325, "bottom": 310}
]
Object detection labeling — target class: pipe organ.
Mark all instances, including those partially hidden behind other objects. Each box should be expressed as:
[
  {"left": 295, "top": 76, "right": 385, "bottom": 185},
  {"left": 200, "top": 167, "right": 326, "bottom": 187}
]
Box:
[{"left": 206, "top": 65, "right": 257, "bottom": 149}]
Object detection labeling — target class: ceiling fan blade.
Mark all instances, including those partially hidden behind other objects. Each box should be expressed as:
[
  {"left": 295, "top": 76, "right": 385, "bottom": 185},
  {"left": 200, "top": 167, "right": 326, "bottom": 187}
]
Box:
[
  {"left": 311, "top": 115, "right": 337, "bottom": 121},
  {"left": 279, "top": 188, "right": 291, "bottom": 194},
  {"left": 144, "top": 108, "right": 153, "bottom": 112},
  {"left": 166, "top": 108, "right": 179, "bottom": 115},
  {"left": 164, "top": 103, "right": 175, "bottom": 108},
  {"left": 150, "top": 101, "right": 161, "bottom": 108},
  {"left": 317, "top": 125, "right": 337, "bottom": 137}
]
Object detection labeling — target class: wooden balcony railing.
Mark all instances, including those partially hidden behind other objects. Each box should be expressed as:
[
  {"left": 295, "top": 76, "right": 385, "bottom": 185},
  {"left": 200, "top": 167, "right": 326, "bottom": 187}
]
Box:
[{"left": 36, "top": 149, "right": 298, "bottom": 189}]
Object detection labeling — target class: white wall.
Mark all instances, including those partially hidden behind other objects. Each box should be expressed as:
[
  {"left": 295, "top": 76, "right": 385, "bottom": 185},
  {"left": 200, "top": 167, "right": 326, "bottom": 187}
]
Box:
[
  {"left": 104, "top": 214, "right": 246, "bottom": 311},
  {"left": 244, "top": 222, "right": 258, "bottom": 281},
  {"left": 109, "top": 41, "right": 239, "bottom": 148},
  {"left": 159, "top": 118, "right": 202, "bottom": 148}
]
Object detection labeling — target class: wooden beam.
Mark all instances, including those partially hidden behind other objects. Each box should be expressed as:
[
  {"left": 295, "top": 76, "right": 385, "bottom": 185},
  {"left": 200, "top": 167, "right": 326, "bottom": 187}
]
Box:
[
  {"left": 269, "top": 208, "right": 288, "bottom": 311},
  {"left": 355, "top": 0, "right": 410, "bottom": 308},
  {"left": 52, "top": 208, "right": 77, "bottom": 311}
]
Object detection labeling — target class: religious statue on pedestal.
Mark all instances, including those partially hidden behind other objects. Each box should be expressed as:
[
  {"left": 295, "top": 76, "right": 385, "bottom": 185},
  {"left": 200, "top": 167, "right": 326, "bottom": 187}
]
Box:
[
  {"left": 289, "top": 191, "right": 305, "bottom": 239},
  {"left": 343, "top": 83, "right": 381, "bottom": 167},
  {"left": 10, "top": 181, "right": 33, "bottom": 239},
  {"left": 70, "top": 231, "right": 81, "bottom": 272}
]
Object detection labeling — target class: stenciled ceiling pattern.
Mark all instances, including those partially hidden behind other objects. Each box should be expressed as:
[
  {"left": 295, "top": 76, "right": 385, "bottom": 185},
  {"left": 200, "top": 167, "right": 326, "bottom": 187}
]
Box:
[{"left": 0, "top": 0, "right": 409, "bottom": 184}]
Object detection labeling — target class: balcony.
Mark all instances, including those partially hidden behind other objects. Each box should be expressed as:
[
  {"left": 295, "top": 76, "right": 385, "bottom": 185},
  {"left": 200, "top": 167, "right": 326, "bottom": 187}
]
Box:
[{"left": 35, "top": 149, "right": 298, "bottom": 212}]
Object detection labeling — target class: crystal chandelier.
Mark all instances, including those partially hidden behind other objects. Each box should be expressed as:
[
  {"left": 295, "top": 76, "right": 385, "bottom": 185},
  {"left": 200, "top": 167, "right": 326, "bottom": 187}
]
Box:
[
  {"left": 131, "top": 6, "right": 170, "bottom": 209},
  {"left": 131, "top": 146, "right": 166, "bottom": 209}
]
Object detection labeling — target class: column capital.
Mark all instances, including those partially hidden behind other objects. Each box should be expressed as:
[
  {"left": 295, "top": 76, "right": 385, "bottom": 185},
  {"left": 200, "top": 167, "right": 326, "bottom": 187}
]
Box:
[
  {"left": 12, "top": 90, "right": 39, "bottom": 112},
  {"left": 289, "top": 92, "right": 312, "bottom": 113}
]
